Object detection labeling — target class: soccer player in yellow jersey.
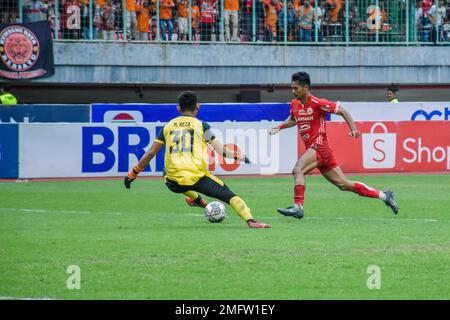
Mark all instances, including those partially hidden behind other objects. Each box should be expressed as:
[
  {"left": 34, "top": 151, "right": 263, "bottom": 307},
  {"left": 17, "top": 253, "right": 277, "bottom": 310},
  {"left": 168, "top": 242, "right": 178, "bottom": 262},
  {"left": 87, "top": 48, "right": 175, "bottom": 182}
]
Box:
[{"left": 124, "top": 91, "right": 271, "bottom": 229}]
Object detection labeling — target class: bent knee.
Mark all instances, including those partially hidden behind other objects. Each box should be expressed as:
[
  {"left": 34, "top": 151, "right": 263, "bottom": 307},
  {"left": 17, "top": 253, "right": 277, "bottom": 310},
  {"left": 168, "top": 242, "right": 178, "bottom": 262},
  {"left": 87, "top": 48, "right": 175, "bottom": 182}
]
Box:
[{"left": 292, "top": 167, "right": 308, "bottom": 176}]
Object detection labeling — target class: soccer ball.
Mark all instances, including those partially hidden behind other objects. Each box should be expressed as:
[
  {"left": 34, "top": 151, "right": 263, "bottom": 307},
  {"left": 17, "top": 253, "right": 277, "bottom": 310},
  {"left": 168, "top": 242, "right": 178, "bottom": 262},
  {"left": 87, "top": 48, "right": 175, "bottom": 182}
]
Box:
[{"left": 204, "top": 201, "right": 227, "bottom": 223}]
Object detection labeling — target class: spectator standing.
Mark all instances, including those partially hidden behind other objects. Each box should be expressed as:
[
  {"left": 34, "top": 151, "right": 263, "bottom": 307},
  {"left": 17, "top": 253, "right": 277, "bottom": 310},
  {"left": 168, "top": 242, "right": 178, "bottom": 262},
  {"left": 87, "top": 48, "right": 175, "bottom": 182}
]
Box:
[
  {"left": 415, "top": 0, "right": 425, "bottom": 41},
  {"left": 100, "top": 0, "right": 116, "bottom": 40},
  {"left": 262, "top": 0, "right": 281, "bottom": 42},
  {"left": 200, "top": 0, "right": 216, "bottom": 41},
  {"left": 159, "top": 0, "right": 175, "bottom": 41},
  {"left": 243, "top": 0, "right": 264, "bottom": 42},
  {"left": 429, "top": 0, "right": 447, "bottom": 43},
  {"left": 176, "top": 0, "right": 189, "bottom": 41},
  {"left": 191, "top": 0, "right": 201, "bottom": 41},
  {"left": 299, "top": 0, "right": 314, "bottom": 41},
  {"left": 126, "top": 0, "right": 138, "bottom": 40},
  {"left": 224, "top": 0, "right": 240, "bottom": 42},
  {"left": 93, "top": 1, "right": 105, "bottom": 39},
  {"left": 81, "top": 0, "right": 98, "bottom": 39},
  {"left": 313, "top": 0, "right": 326, "bottom": 41},
  {"left": 323, "top": 0, "right": 342, "bottom": 38},
  {"left": 136, "top": 1, "right": 151, "bottom": 40},
  {"left": 278, "top": 0, "right": 297, "bottom": 41},
  {"left": 213, "top": 0, "right": 222, "bottom": 41}
]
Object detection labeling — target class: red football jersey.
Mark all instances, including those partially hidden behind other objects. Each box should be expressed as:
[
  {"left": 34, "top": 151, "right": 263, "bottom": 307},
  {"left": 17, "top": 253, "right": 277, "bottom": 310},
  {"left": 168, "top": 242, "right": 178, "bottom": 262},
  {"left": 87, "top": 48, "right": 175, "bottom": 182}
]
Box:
[{"left": 290, "top": 94, "right": 340, "bottom": 148}]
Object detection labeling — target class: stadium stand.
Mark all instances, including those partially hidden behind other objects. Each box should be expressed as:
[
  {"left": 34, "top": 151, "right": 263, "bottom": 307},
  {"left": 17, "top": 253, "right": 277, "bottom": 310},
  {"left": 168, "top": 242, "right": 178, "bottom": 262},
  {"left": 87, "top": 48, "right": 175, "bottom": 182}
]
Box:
[{"left": 1, "top": 0, "right": 448, "bottom": 44}]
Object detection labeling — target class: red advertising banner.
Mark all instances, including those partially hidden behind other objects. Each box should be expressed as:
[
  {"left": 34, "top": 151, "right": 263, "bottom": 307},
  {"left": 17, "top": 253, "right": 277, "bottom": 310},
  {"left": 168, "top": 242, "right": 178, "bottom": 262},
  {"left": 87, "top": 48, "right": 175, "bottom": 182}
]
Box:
[{"left": 299, "top": 121, "right": 450, "bottom": 173}]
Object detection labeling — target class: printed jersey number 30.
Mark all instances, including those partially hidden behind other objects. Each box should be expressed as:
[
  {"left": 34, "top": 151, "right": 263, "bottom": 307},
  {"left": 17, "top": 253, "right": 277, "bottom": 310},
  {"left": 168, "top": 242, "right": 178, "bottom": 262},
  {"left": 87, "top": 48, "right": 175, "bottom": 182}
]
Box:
[{"left": 170, "top": 129, "right": 194, "bottom": 154}]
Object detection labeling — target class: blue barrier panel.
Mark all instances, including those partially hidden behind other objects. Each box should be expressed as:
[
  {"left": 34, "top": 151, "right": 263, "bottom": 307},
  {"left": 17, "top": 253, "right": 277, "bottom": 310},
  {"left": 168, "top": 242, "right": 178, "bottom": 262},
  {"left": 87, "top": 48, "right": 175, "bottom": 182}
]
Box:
[
  {"left": 91, "top": 103, "right": 292, "bottom": 123},
  {"left": 0, "top": 124, "right": 19, "bottom": 179},
  {"left": 0, "top": 105, "right": 89, "bottom": 123}
]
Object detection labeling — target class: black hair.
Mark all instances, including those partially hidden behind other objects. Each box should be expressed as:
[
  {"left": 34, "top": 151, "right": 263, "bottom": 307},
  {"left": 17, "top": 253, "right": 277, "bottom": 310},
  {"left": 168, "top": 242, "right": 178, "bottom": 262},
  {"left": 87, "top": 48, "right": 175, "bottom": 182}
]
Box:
[
  {"left": 178, "top": 91, "right": 197, "bottom": 111},
  {"left": 291, "top": 72, "right": 311, "bottom": 87},
  {"left": 387, "top": 84, "right": 399, "bottom": 93}
]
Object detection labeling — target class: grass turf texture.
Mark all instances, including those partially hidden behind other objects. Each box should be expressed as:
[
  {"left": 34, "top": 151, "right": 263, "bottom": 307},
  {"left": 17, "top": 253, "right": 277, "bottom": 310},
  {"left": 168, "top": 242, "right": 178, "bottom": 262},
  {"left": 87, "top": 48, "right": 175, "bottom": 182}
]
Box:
[{"left": 0, "top": 174, "right": 449, "bottom": 300}]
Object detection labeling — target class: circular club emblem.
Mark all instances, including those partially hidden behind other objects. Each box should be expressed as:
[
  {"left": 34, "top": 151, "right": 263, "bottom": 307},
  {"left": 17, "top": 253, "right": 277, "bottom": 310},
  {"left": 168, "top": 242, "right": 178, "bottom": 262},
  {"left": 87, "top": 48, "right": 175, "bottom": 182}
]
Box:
[
  {"left": 0, "top": 26, "right": 40, "bottom": 72},
  {"left": 307, "top": 107, "right": 313, "bottom": 115}
]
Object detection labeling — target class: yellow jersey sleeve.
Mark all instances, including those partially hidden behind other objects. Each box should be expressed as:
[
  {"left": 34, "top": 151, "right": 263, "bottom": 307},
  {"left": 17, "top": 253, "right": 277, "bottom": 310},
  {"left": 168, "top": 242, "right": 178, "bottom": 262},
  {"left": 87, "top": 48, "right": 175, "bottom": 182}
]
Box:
[
  {"left": 154, "top": 125, "right": 166, "bottom": 144},
  {"left": 202, "top": 121, "right": 216, "bottom": 142}
]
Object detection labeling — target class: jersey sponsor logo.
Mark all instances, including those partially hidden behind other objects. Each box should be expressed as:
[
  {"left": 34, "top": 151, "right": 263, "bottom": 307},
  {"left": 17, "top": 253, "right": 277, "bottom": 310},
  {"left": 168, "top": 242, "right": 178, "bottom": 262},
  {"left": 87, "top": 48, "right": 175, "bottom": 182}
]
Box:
[
  {"left": 0, "top": 25, "right": 40, "bottom": 72},
  {"left": 411, "top": 107, "right": 450, "bottom": 120},
  {"left": 297, "top": 109, "right": 307, "bottom": 116},
  {"left": 299, "top": 123, "right": 310, "bottom": 132},
  {"left": 297, "top": 115, "right": 314, "bottom": 121}
]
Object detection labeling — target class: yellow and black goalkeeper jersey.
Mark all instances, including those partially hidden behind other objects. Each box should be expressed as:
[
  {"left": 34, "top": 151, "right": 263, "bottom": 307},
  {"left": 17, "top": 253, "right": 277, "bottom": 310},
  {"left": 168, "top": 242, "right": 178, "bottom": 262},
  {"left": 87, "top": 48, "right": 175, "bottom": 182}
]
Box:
[{"left": 155, "top": 115, "right": 216, "bottom": 186}]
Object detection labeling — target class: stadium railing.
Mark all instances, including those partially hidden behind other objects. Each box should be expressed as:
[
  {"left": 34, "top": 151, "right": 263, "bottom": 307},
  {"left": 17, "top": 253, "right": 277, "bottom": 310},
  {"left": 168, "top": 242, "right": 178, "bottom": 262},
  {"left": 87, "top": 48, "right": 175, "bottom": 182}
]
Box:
[{"left": 0, "top": 0, "right": 449, "bottom": 45}]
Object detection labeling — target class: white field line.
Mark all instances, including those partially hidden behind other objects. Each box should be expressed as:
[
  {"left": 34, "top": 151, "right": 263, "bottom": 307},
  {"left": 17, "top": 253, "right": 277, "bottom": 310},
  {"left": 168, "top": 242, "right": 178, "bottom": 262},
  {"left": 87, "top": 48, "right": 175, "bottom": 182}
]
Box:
[
  {"left": 0, "top": 208, "right": 91, "bottom": 214},
  {"left": 0, "top": 207, "right": 440, "bottom": 222},
  {"left": 303, "top": 216, "right": 439, "bottom": 222},
  {"left": 0, "top": 296, "right": 56, "bottom": 300},
  {"left": 0, "top": 208, "right": 124, "bottom": 215}
]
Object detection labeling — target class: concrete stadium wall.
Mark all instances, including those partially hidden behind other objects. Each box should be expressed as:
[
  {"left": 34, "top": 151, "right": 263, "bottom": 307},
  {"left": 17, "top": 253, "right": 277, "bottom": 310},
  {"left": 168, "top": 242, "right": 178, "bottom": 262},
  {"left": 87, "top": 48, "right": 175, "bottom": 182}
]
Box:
[{"left": 33, "top": 42, "right": 450, "bottom": 85}]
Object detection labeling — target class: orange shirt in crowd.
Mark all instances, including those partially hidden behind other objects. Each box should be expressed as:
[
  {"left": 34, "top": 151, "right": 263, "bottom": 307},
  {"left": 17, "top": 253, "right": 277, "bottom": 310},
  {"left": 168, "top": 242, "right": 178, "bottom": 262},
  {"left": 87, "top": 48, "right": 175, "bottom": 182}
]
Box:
[
  {"left": 326, "top": 0, "right": 342, "bottom": 23},
  {"left": 263, "top": 0, "right": 281, "bottom": 30},
  {"left": 160, "top": 0, "right": 175, "bottom": 20},
  {"left": 96, "top": 0, "right": 106, "bottom": 6},
  {"left": 293, "top": 0, "right": 301, "bottom": 13},
  {"left": 191, "top": 5, "right": 201, "bottom": 29},
  {"left": 177, "top": 0, "right": 189, "bottom": 18},
  {"left": 136, "top": 4, "right": 151, "bottom": 32},
  {"left": 224, "top": 0, "right": 239, "bottom": 11},
  {"left": 126, "top": 0, "right": 136, "bottom": 11}
]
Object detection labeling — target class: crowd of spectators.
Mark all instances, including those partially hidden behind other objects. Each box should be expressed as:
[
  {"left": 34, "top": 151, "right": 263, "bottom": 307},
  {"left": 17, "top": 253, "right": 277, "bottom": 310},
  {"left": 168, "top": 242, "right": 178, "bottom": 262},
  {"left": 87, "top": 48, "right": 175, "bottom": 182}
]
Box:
[{"left": 0, "top": 0, "right": 448, "bottom": 43}]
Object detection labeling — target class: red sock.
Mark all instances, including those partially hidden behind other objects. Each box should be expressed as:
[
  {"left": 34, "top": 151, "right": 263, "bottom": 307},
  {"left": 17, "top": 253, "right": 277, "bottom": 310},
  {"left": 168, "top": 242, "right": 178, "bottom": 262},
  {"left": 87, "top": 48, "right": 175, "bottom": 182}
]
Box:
[
  {"left": 294, "top": 185, "right": 305, "bottom": 206},
  {"left": 353, "top": 182, "right": 380, "bottom": 198}
]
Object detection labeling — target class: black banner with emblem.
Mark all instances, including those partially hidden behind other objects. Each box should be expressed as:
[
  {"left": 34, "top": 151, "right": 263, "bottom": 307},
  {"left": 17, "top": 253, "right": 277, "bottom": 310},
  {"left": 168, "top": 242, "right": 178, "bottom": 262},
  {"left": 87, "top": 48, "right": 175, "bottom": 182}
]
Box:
[{"left": 0, "top": 21, "right": 54, "bottom": 80}]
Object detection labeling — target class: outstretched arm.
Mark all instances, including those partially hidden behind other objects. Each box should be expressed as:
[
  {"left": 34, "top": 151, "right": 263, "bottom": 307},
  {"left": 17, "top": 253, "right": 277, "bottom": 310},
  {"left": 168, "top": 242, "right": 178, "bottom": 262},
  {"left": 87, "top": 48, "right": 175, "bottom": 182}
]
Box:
[
  {"left": 269, "top": 115, "right": 296, "bottom": 136},
  {"left": 124, "top": 141, "right": 164, "bottom": 189},
  {"left": 208, "top": 139, "right": 251, "bottom": 163},
  {"left": 336, "top": 106, "right": 360, "bottom": 138}
]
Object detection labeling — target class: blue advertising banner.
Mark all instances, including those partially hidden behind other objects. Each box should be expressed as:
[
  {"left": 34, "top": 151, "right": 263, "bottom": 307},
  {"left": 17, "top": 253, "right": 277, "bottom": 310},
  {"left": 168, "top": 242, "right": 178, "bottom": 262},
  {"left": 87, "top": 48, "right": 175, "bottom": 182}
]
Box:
[
  {"left": 0, "top": 104, "right": 89, "bottom": 123},
  {"left": 0, "top": 124, "right": 18, "bottom": 178},
  {"left": 91, "top": 103, "right": 292, "bottom": 123}
]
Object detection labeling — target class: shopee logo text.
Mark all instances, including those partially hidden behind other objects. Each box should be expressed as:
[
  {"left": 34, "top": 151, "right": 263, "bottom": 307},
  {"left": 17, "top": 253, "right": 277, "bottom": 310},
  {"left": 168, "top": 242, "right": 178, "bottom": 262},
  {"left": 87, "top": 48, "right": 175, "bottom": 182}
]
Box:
[{"left": 403, "top": 138, "right": 450, "bottom": 170}]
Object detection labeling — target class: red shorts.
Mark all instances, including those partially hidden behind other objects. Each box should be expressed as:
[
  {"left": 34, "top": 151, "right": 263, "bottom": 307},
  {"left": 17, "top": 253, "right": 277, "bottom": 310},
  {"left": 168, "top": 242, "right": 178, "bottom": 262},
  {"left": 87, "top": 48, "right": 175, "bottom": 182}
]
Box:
[{"left": 313, "top": 144, "right": 339, "bottom": 174}]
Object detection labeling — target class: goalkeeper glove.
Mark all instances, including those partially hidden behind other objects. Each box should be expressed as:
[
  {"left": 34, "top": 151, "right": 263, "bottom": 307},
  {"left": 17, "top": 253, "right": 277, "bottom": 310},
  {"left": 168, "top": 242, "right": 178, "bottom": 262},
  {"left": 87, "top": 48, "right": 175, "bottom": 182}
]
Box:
[{"left": 124, "top": 165, "right": 143, "bottom": 189}]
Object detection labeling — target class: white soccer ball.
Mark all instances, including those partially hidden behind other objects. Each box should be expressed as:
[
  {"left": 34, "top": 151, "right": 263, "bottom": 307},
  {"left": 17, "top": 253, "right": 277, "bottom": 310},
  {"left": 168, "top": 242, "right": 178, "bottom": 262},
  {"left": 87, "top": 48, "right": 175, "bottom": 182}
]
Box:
[{"left": 204, "top": 201, "right": 227, "bottom": 223}]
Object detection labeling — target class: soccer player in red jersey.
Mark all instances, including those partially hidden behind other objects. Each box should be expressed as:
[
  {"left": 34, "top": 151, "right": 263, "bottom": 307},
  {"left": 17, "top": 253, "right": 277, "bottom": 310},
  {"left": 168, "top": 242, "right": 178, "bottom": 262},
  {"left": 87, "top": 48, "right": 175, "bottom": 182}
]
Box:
[{"left": 270, "top": 72, "right": 399, "bottom": 219}]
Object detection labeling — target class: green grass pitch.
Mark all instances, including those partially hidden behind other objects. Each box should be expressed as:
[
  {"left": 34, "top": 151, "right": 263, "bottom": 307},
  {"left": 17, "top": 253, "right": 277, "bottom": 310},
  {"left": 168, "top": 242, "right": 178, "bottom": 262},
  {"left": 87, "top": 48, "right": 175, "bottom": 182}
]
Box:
[{"left": 0, "top": 174, "right": 449, "bottom": 300}]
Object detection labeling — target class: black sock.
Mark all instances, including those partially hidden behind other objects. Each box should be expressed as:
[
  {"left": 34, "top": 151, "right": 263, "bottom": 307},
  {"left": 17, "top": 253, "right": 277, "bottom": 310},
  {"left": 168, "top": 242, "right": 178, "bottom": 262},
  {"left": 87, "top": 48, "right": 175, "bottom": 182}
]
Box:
[{"left": 194, "top": 196, "right": 203, "bottom": 205}]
